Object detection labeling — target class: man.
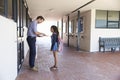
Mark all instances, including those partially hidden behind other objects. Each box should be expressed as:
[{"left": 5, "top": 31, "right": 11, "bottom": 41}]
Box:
[{"left": 27, "top": 16, "right": 45, "bottom": 71}]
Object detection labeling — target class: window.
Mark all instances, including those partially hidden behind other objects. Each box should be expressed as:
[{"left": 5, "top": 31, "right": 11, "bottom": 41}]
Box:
[
  {"left": 8, "top": 0, "right": 12, "bottom": 18},
  {"left": 76, "top": 18, "right": 78, "bottom": 33},
  {"left": 75, "top": 17, "right": 84, "bottom": 33},
  {"left": 96, "top": 10, "right": 107, "bottom": 28},
  {"left": 0, "top": 0, "right": 4, "bottom": 16},
  {"left": 107, "top": 11, "right": 119, "bottom": 28},
  {"left": 96, "top": 10, "right": 120, "bottom": 29},
  {"left": 69, "top": 20, "right": 75, "bottom": 33},
  {"left": 0, "top": 0, "right": 13, "bottom": 18},
  {"left": 22, "top": 2, "right": 27, "bottom": 27},
  {"left": 80, "top": 17, "right": 84, "bottom": 32},
  {"left": 69, "top": 21, "right": 72, "bottom": 33},
  {"left": 63, "top": 22, "right": 66, "bottom": 33}
]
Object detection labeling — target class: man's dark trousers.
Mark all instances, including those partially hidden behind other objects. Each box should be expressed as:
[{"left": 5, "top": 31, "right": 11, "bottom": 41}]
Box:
[{"left": 27, "top": 36, "right": 36, "bottom": 68}]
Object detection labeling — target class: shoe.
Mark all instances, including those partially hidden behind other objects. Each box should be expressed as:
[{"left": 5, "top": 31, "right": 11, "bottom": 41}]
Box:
[
  {"left": 50, "top": 66, "right": 58, "bottom": 70},
  {"left": 30, "top": 67, "right": 38, "bottom": 72}
]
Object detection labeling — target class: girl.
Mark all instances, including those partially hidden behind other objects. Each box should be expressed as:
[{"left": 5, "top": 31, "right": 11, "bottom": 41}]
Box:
[{"left": 50, "top": 25, "right": 59, "bottom": 70}]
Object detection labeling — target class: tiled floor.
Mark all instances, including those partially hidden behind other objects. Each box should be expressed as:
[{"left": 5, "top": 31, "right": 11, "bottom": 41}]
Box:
[{"left": 16, "top": 37, "right": 120, "bottom": 80}]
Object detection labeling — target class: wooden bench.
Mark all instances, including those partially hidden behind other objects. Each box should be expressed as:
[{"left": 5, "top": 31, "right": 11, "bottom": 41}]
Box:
[{"left": 99, "top": 37, "right": 120, "bottom": 52}]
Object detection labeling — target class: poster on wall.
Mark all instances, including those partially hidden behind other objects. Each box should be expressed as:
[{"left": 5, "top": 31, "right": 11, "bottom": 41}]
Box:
[{"left": 76, "top": 17, "right": 83, "bottom": 33}]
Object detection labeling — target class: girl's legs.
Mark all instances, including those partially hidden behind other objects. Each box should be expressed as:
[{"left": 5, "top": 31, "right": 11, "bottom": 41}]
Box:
[
  {"left": 53, "top": 51, "right": 58, "bottom": 67},
  {"left": 50, "top": 51, "right": 58, "bottom": 69}
]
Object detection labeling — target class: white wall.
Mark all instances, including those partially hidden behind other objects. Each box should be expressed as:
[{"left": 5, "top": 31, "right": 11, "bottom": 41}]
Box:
[
  {"left": 24, "top": 27, "right": 29, "bottom": 57},
  {"left": 0, "top": 16, "right": 17, "bottom": 80}
]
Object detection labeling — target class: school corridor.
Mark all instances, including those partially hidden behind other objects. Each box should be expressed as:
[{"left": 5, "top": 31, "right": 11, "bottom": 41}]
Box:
[{"left": 16, "top": 37, "right": 120, "bottom": 80}]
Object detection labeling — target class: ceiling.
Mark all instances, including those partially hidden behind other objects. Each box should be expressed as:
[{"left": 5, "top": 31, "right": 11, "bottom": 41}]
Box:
[{"left": 26, "top": 0, "right": 120, "bottom": 21}]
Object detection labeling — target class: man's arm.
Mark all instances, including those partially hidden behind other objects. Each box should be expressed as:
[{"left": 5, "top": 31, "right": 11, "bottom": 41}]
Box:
[{"left": 35, "top": 32, "right": 46, "bottom": 37}]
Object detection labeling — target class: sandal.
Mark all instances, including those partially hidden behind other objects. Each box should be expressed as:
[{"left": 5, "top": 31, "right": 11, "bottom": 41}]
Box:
[{"left": 50, "top": 65, "right": 58, "bottom": 70}]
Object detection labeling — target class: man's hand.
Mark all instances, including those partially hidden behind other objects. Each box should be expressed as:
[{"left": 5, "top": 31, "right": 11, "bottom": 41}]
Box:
[
  {"left": 37, "top": 33, "right": 48, "bottom": 37},
  {"left": 42, "top": 33, "right": 46, "bottom": 36},
  {"left": 36, "top": 32, "right": 48, "bottom": 37}
]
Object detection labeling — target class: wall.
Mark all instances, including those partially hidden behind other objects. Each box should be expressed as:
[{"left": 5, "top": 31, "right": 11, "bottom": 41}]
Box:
[
  {"left": 79, "top": 10, "right": 91, "bottom": 51},
  {"left": 0, "top": 16, "right": 17, "bottom": 80},
  {"left": 63, "top": 13, "right": 80, "bottom": 47},
  {"left": 24, "top": 27, "right": 29, "bottom": 57},
  {"left": 63, "top": 16, "right": 68, "bottom": 45},
  {"left": 90, "top": 9, "right": 120, "bottom": 52},
  {"left": 63, "top": 9, "right": 120, "bottom": 52},
  {"left": 69, "top": 14, "right": 77, "bottom": 47},
  {"left": 63, "top": 11, "right": 91, "bottom": 51}
]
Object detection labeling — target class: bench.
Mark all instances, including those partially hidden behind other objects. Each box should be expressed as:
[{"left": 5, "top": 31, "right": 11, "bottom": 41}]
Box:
[{"left": 99, "top": 37, "right": 120, "bottom": 52}]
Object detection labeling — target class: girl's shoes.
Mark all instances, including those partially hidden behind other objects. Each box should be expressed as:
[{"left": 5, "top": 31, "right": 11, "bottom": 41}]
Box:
[{"left": 50, "top": 65, "right": 58, "bottom": 70}]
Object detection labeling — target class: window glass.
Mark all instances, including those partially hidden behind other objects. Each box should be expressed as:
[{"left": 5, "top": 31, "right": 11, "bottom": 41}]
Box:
[
  {"left": 0, "top": 0, "right": 4, "bottom": 16},
  {"left": 63, "top": 22, "right": 66, "bottom": 33},
  {"left": 69, "top": 21, "right": 72, "bottom": 33},
  {"left": 96, "top": 10, "right": 107, "bottom": 28},
  {"left": 108, "top": 11, "right": 119, "bottom": 28},
  {"left": 8, "top": 0, "right": 12, "bottom": 18},
  {"left": 108, "top": 11, "right": 119, "bottom": 21},
  {"left": 96, "top": 10, "right": 120, "bottom": 28},
  {"left": 23, "top": 4, "right": 27, "bottom": 27},
  {"left": 71, "top": 20, "right": 74, "bottom": 33},
  {"left": 80, "top": 17, "right": 83, "bottom": 32},
  {"left": 76, "top": 19, "right": 78, "bottom": 33}
]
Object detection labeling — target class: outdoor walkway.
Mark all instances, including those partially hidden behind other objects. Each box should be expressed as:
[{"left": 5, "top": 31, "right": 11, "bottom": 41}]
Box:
[{"left": 16, "top": 37, "right": 120, "bottom": 80}]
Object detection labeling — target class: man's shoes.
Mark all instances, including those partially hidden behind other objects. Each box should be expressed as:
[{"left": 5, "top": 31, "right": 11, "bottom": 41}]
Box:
[{"left": 30, "top": 67, "right": 38, "bottom": 72}]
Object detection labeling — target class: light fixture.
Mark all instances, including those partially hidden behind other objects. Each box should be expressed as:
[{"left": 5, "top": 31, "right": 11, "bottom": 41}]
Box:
[{"left": 48, "top": 8, "right": 54, "bottom": 12}]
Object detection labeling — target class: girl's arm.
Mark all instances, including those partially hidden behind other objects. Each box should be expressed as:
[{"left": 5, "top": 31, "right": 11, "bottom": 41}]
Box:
[{"left": 51, "top": 34, "right": 57, "bottom": 50}]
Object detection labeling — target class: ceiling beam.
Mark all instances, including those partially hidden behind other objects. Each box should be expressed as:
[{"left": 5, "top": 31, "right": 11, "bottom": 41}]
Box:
[{"left": 71, "top": 0, "right": 96, "bottom": 13}]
